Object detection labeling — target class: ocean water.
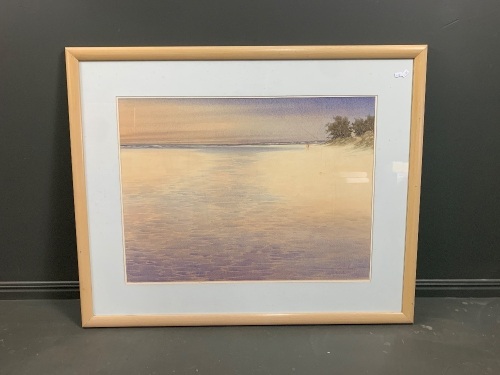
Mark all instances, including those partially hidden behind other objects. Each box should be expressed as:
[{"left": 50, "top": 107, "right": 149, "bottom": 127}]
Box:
[{"left": 120, "top": 144, "right": 374, "bottom": 282}]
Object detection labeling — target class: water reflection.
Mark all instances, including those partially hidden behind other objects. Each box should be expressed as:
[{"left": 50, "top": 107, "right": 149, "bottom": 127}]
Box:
[{"left": 120, "top": 144, "right": 373, "bottom": 282}]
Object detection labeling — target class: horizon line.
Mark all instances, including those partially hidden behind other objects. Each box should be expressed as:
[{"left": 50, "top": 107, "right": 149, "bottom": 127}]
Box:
[{"left": 120, "top": 141, "right": 328, "bottom": 148}]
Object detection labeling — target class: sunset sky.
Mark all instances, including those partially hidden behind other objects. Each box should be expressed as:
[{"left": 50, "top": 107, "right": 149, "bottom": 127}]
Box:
[{"left": 117, "top": 96, "right": 376, "bottom": 145}]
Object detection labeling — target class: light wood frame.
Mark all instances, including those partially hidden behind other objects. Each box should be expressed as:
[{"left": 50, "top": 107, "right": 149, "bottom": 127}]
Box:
[{"left": 65, "top": 45, "right": 427, "bottom": 327}]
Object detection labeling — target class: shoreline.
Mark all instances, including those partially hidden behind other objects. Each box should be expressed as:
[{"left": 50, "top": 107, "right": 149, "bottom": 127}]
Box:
[{"left": 120, "top": 141, "right": 327, "bottom": 149}]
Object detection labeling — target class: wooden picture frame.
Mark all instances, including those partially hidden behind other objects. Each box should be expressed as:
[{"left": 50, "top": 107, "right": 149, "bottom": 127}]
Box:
[{"left": 65, "top": 45, "right": 427, "bottom": 327}]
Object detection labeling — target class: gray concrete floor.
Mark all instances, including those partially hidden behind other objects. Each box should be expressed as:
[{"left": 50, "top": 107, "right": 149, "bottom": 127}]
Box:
[{"left": 0, "top": 298, "right": 499, "bottom": 375}]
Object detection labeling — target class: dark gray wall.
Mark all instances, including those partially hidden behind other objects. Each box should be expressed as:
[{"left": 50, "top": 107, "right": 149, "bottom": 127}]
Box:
[{"left": 1, "top": 0, "right": 499, "bottom": 296}]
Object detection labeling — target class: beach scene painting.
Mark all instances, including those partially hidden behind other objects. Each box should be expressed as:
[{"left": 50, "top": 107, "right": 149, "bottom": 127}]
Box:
[{"left": 117, "top": 96, "right": 376, "bottom": 283}]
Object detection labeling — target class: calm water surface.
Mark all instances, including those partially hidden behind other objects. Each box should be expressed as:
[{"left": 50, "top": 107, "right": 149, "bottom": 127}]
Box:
[{"left": 120, "top": 144, "right": 373, "bottom": 282}]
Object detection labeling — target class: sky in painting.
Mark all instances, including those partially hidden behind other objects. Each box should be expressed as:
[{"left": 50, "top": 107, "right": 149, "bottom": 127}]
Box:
[{"left": 118, "top": 97, "right": 376, "bottom": 145}]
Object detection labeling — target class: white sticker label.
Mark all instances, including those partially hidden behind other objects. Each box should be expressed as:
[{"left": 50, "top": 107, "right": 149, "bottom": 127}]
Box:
[{"left": 394, "top": 69, "right": 410, "bottom": 78}]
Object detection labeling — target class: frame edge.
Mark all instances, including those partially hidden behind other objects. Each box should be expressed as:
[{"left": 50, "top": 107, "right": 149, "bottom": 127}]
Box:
[
  {"left": 84, "top": 312, "right": 413, "bottom": 328},
  {"left": 65, "top": 48, "right": 95, "bottom": 327},
  {"left": 65, "top": 45, "right": 428, "bottom": 61},
  {"left": 401, "top": 46, "right": 428, "bottom": 322}
]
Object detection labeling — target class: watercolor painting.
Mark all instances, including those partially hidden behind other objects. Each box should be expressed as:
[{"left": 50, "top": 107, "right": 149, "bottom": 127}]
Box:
[{"left": 117, "top": 97, "right": 376, "bottom": 283}]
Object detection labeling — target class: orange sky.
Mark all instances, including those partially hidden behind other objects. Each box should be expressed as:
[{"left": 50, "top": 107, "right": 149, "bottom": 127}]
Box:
[{"left": 118, "top": 97, "right": 375, "bottom": 145}]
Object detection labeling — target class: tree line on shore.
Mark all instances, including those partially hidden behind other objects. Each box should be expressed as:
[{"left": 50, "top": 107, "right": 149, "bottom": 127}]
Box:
[{"left": 325, "top": 115, "right": 375, "bottom": 147}]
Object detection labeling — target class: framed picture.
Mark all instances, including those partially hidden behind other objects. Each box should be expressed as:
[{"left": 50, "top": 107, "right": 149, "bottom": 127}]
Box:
[{"left": 65, "top": 45, "right": 427, "bottom": 327}]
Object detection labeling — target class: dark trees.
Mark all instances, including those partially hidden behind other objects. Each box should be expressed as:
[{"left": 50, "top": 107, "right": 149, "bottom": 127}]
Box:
[
  {"left": 325, "top": 116, "right": 351, "bottom": 140},
  {"left": 352, "top": 115, "right": 375, "bottom": 137},
  {"left": 326, "top": 115, "right": 374, "bottom": 142}
]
